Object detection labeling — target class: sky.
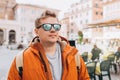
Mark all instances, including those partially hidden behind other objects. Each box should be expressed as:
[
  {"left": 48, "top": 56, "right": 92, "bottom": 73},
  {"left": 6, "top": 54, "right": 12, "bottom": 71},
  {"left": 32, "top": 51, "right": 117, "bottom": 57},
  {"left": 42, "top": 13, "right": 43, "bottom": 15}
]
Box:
[{"left": 16, "top": 0, "right": 80, "bottom": 10}]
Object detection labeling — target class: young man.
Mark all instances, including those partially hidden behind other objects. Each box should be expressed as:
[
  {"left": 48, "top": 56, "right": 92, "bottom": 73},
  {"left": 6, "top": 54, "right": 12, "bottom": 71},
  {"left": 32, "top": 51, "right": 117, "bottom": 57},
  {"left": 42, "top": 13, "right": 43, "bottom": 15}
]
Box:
[{"left": 7, "top": 10, "right": 90, "bottom": 80}]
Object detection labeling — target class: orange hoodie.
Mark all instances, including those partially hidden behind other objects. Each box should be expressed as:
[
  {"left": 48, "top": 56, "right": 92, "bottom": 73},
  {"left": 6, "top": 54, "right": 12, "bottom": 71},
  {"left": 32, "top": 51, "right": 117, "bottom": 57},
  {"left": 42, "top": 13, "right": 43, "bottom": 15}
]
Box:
[{"left": 7, "top": 36, "right": 90, "bottom": 80}]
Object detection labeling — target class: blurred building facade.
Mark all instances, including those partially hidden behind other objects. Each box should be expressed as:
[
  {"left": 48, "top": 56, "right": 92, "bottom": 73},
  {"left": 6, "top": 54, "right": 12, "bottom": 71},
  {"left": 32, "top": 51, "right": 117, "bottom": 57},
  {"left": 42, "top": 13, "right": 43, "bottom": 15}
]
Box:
[
  {"left": 61, "top": 0, "right": 103, "bottom": 40},
  {"left": 61, "top": 0, "right": 120, "bottom": 51},
  {"left": 0, "top": 0, "right": 59, "bottom": 45},
  {"left": 0, "top": 0, "right": 120, "bottom": 51}
]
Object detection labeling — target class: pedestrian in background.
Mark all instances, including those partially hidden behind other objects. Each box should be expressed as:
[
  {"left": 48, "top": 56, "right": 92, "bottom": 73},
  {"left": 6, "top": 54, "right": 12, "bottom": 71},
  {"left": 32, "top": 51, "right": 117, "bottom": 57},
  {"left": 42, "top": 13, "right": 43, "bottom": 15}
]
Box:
[
  {"left": 115, "top": 47, "right": 120, "bottom": 62},
  {"left": 91, "top": 44, "right": 101, "bottom": 61}
]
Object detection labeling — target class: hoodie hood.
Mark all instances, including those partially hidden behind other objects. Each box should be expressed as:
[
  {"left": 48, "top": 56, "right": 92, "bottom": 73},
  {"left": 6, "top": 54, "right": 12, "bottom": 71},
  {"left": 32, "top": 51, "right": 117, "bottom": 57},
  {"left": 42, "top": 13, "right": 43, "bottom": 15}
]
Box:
[{"left": 29, "top": 36, "right": 70, "bottom": 51}]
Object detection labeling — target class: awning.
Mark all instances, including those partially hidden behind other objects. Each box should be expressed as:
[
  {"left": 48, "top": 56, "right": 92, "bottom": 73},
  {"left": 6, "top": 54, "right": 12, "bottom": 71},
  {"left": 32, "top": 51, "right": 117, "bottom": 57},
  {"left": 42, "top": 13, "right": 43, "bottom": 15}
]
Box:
[{"left": 87, "top": 19, "right": 120, "bottom": 27}]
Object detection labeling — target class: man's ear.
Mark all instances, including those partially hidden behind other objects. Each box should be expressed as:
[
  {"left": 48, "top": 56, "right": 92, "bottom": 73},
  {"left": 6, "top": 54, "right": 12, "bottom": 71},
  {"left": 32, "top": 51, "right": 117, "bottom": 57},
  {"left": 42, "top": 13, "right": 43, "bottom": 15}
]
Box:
[{"left": 34, "top": 28, "right": 38, "bottom": 36}]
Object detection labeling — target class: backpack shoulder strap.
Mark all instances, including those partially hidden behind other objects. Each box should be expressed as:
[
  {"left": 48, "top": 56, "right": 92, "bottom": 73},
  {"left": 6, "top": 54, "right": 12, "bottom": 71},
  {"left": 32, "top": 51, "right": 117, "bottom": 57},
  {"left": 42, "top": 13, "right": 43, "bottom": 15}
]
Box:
[
  {"left": 75, "top": 52, "right": 81, "bottom": 70},
  {"left": 16, "top": 50, "right": 24, "bottom": 71},
  {"left": 16, "top": 49, "right": 26, "bottom": 77}
]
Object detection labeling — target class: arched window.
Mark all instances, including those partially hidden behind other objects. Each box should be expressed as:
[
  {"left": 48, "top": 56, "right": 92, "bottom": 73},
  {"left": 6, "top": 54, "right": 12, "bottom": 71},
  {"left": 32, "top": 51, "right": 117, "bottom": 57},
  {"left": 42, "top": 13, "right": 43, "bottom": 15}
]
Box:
[{"left": 9, "top": 30, "right": 16, "bottom": 44}]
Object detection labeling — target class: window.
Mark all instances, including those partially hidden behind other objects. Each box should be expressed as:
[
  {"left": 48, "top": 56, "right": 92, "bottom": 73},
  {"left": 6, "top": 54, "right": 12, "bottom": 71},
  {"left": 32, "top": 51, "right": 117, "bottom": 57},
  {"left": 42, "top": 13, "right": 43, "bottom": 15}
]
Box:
[
  {"left": 0, "top": 8, "right": 3, "bottom": 12},
  {"left": 86, "top": 12, "right": 88, "bottom": 15},
  {"left": 95, "top": 3, "right": 98, "bottom": 8},
  {"left": 71, "top": 23, "right": 73, "bottom": 26},
  {"left": 21, "top": 8, "right": 25, "bottom": 13},
  {"left": 87, "top": 4, "right": 89, "bottom": 8},
  {"left": 76, "top": 15, "right": 78, "bottom": 18},
  {"left": 86, "top": 19, "right": 88, "bottom": 24},
  {"left": 71, "top": 29, "right": 73, "bottom": 33},
  {"left": 80, "top": 21, "right": 82, "bottom": 24},
  {"left": 9, "top": 30, "right": 16, "bottom": 44},
  {"left": 96, "top": 12, "right": 98, "bottom": 15},
  {"left": 71, "top": 16, "right": 73, "bottom": 19},
  {"left": 101, "top": 12, "right": 103, "bottom": 16},
  {"left": 31, "top": 10, "right": 35, "bottom": 14}
]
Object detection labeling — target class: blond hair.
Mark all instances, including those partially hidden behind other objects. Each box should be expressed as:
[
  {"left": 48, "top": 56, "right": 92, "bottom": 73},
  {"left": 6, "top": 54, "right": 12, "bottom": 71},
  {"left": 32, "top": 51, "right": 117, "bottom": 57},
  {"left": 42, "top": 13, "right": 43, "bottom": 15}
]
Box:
[{"left": 35, "top": 10, "right": 57, "bottom": 28}]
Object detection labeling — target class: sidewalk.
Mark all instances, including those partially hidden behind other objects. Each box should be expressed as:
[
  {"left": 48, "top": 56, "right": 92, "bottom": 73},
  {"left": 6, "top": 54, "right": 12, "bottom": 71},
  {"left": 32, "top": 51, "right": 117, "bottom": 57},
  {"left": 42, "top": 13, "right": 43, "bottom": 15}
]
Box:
[{"left": 0, "top": 46, "right": 23, "bottom": 80}]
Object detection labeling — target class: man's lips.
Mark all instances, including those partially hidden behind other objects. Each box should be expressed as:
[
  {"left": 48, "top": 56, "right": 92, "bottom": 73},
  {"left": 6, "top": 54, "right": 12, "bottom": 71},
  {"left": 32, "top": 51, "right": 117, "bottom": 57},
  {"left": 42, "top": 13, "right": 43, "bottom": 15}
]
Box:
[{"left": 49, "top": 35, "right": 57, "bottom": 37}]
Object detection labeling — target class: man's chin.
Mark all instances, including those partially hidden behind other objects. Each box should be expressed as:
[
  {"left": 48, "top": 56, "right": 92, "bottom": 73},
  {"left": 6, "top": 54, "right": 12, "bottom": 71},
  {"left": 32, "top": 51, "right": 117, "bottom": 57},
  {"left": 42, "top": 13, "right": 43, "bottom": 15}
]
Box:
[{"left": 48, "top": 40, "right": 57, "bottom": 44}]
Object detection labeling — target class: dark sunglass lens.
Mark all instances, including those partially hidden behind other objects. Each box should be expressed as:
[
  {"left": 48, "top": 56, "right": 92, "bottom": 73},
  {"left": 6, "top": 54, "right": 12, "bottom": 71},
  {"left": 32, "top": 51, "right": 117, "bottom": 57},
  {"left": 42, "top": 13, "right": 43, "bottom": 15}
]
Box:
[
  {"left": 54, "top": 24, "right": 61, "bottom": 31},
  {"left": 43, "top": 24, "right": 52, "bottom": 31}
]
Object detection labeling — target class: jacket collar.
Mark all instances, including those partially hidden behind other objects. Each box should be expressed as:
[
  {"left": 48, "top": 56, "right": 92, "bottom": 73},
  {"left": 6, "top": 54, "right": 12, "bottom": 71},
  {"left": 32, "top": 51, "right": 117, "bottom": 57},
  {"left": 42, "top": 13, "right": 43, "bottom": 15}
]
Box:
[
  {"left": 29, "top": 36, "right": 69, "bottom": 52},
  {"left": 29, "top": 36, "right": 78, "bottom": 63}
]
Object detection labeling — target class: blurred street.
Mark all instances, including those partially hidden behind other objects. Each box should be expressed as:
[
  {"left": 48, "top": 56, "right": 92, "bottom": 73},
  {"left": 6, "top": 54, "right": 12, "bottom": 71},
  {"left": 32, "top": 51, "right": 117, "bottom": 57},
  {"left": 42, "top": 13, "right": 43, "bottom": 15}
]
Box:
[
  {"left": 0, "top": 46, "right": 22, "bottom": 80},
  {"left": 0, "top": 45, "right": 120, "bottom": 80}
]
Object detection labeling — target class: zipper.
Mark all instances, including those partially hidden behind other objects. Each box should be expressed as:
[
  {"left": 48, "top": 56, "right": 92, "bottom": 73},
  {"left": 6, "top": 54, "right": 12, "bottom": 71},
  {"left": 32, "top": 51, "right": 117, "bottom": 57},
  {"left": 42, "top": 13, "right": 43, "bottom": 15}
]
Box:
[
  {"left": 38, "top": 51, "right": 47, "bottom": 72},
  {"left": 38, "top": 51, "right": 50, "bottom": 80}
]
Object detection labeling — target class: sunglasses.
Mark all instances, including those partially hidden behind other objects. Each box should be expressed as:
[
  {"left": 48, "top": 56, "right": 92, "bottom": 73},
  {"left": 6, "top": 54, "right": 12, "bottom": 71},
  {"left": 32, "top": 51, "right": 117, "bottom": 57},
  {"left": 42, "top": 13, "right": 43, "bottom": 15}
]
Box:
[{"left": 36, "top": 23, "right": 61, "bottom": 31}]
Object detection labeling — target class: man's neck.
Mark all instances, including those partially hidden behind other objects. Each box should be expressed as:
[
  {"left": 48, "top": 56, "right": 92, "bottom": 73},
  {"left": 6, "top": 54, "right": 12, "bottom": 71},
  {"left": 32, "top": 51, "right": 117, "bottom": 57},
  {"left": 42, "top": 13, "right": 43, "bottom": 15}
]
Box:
[{"left": 41, "top": 42, "right": 57, "bottom": 56}]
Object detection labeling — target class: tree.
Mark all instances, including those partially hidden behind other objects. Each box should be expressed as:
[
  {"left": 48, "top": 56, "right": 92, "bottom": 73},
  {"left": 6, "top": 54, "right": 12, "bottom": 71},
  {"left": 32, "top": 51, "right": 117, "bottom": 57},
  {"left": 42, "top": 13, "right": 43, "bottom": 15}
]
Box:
[{"left": 78, "top": 31, "right": 83, "bottom": 44}]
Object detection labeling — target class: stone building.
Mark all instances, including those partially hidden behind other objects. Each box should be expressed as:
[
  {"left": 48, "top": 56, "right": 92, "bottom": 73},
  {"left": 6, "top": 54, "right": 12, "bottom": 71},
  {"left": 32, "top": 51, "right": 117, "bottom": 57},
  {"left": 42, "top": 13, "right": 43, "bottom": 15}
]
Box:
[{"left": 0, "top": 0, "right": 59, "bottom": 45}]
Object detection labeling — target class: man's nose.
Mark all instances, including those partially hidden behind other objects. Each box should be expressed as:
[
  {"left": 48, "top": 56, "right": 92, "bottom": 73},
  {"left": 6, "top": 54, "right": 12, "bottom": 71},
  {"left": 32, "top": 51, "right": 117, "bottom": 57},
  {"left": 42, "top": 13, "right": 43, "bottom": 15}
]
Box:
[{"left": 50, "top": 26, "right": 55, "bottom": 31}]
